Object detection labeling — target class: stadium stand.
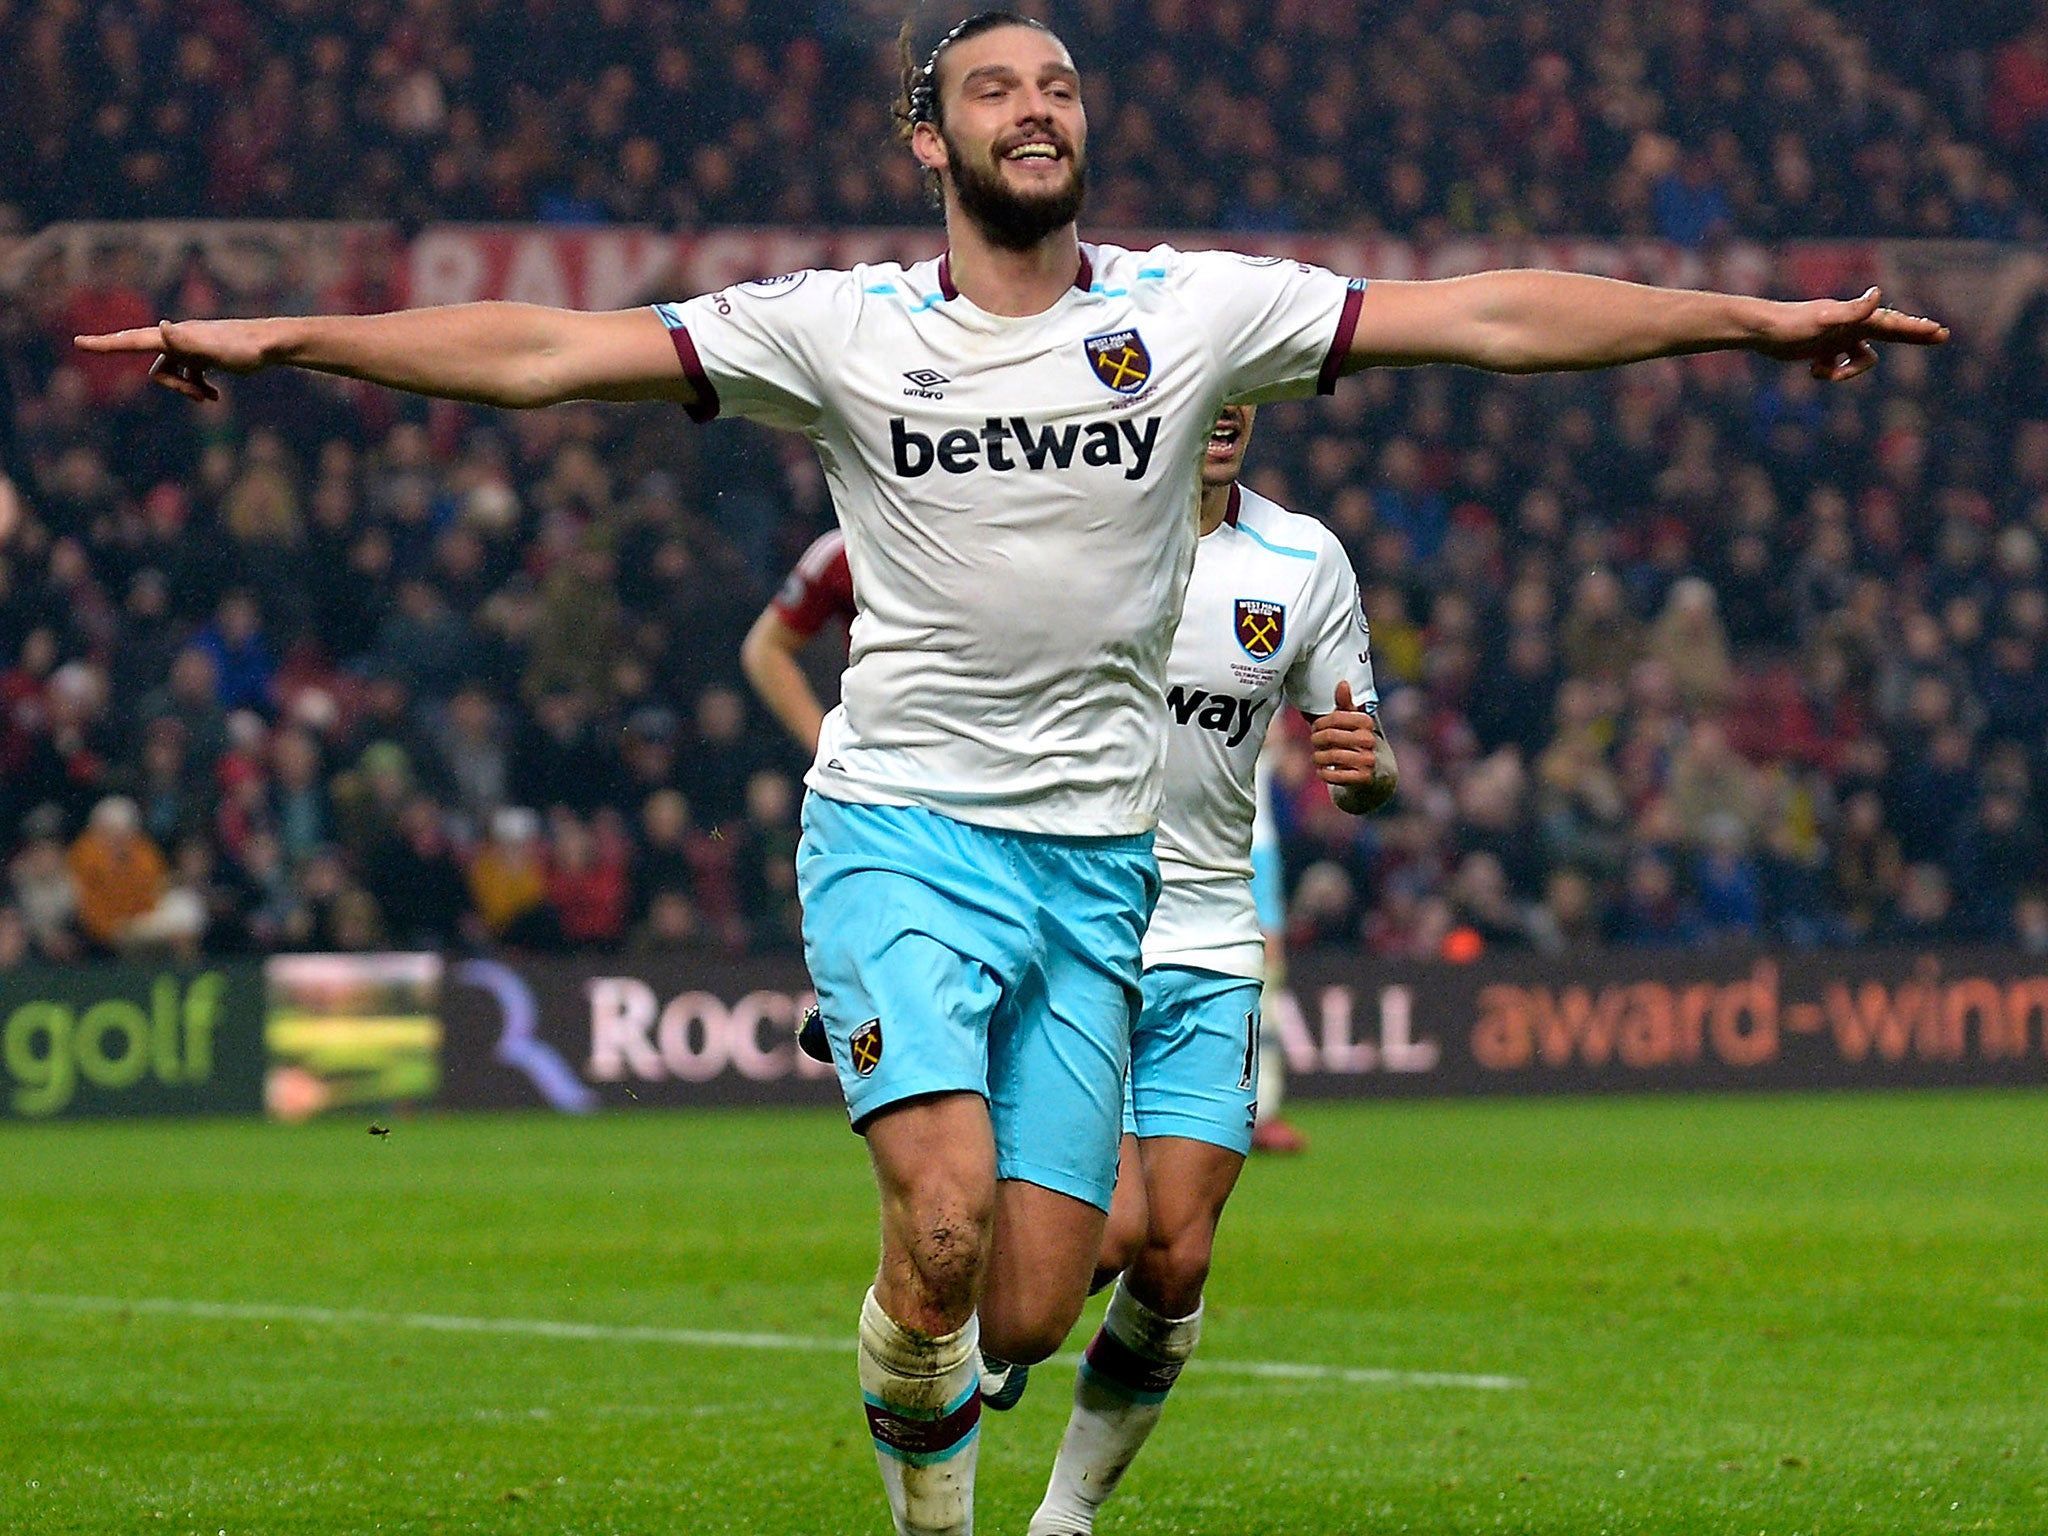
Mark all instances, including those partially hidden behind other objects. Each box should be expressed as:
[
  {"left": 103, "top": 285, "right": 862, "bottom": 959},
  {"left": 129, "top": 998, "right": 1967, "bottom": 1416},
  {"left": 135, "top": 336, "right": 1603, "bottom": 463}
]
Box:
[
  {"left": 1, "top": 1, "right": 2046, "bottom": 965},
  {"left": 3, "top": 0, "right": 2046, "bottom": 239}
]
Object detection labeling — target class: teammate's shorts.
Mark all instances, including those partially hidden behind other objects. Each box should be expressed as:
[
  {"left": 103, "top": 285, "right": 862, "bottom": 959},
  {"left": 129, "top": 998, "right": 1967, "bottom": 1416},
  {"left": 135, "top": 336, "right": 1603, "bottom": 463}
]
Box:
[
  {"left": 797, "top": 792, "right": 1158, "bottom": 1211},
  {"left": 1122, "top": 965, "right": 1263, "bottom": 1156}
]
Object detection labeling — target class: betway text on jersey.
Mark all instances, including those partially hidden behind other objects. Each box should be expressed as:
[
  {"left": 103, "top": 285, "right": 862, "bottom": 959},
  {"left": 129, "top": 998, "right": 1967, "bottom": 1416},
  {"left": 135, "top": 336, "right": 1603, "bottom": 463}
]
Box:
[{"left": 890, "top": 416, "right": 1161, "bottom": 482}]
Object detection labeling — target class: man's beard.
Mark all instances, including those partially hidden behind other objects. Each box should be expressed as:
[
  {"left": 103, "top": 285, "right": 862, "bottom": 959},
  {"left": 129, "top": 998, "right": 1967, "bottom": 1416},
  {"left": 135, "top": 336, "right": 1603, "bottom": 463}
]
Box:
[{"left": 942, "top": 128, "right": 1088, "bottom": 250}]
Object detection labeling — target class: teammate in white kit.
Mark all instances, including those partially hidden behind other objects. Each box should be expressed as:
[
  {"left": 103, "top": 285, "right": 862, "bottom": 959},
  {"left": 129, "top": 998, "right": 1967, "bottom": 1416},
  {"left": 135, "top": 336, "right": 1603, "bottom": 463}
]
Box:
[
  {"left": 1025, "top": 402, "right": 1393, "bottom": 1534},
  {"left": 79, "top": 12, "right": 1947, "bottom": 1532},
  {"left": 1247, "top": 749, "right": 1308, "bottom": 1152}
]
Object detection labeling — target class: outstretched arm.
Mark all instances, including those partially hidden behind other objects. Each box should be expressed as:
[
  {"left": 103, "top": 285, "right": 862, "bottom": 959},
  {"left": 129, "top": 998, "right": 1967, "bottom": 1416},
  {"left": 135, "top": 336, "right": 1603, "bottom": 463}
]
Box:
[
  {"left": 1344, "top": 277, "right": 1946, "bottom": 381},
  {"left": 74, "top": 303, "right": 696, "bottom": 411}
]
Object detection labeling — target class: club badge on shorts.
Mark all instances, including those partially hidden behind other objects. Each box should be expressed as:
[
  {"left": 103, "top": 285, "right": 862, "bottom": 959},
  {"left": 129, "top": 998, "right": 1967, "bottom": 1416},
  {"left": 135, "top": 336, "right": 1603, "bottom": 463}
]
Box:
[
  {"left": 849, "top": 1018, "right": 884, "bottom": 1076},
  {"left": 1235, "top": 598, "right": 1285, "bottom": 660},
  {"left": 1085, "top": 329, "right": 1152, "bottom": 394}
]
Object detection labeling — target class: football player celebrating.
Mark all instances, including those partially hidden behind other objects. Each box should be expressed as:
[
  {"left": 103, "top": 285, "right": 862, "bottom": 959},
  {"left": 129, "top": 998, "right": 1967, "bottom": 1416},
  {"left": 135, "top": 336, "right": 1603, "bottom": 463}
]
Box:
[
  {"left": 79, "top": 13, "right": 1945, "bottom": 1533},
  {"left": 1025, "top": 402, "right": 1389, "bottom": 1534}
]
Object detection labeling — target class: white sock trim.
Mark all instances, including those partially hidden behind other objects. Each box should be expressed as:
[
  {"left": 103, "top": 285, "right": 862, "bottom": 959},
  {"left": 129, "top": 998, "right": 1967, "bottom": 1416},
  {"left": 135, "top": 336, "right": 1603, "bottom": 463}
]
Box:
[
  {"left": 861, "top": 1288, "right": 979, "bottom": 1382},
  {"left": 1104, "top": 1279, "right": 1201, "bottom": 1364}
]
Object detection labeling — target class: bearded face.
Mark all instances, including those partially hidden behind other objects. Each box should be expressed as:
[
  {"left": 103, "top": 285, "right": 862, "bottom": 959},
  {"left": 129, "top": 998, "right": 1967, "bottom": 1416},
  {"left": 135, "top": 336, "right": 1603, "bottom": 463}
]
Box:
[
  {"left": 940, "top": 120, "right": 1088, "bottom": 251},
  {"left": 915, "top": 24, "right": 1090, "bottom": 252}
]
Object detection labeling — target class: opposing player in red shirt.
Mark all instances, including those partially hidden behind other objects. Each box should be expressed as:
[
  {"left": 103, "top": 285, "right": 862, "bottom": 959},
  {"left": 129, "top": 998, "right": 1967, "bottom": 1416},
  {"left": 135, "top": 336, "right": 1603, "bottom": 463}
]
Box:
[{"left": 741, "top": 528, "right": 855, "bottom": 756}]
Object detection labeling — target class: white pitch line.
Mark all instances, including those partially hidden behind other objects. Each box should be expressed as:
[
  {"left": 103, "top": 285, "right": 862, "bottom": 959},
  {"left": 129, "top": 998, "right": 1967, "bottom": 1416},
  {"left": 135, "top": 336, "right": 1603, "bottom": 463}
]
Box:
[{"left": 0, "top": 1291, "right": 1526, "bottom": 1391}]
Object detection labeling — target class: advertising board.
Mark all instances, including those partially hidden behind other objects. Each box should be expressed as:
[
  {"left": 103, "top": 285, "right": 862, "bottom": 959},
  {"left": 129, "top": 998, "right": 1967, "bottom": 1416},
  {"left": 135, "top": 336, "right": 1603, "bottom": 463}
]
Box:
[
  {"left": 435, "top": 947, "right": 2048, "bottom": 1113},
  {"left": 0, "top": 963, "right": 265, "bottom": 1120}
]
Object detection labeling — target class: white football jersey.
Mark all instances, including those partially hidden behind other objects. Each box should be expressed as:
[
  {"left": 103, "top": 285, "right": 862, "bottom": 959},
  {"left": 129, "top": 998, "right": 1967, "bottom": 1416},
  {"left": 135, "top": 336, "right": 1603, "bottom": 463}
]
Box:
[
  {"left": 1144, "top": 485, "right": 1377, "bottom": 977},
  {"left": 656, "top": 245, "right": 1363, "bottom": 836}
]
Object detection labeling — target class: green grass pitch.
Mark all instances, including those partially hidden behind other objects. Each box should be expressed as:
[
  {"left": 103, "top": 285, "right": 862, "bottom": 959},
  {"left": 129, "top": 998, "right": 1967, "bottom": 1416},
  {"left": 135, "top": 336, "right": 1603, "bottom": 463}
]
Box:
[{"left": 3, "top": 1091, "right": 2045, "bottom": 1534}]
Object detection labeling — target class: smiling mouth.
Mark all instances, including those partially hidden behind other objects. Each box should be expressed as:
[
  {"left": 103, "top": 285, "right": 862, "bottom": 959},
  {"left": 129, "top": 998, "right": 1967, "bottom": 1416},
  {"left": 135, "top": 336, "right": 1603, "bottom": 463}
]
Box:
[{"left": 1001, "top": 139, "right": 1064, "bottom": 164}]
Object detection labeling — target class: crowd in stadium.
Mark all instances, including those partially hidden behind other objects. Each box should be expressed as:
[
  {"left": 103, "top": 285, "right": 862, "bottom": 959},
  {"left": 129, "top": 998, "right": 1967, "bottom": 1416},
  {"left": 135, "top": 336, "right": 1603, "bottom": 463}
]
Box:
[
  {"left": 3, "top": 0, "right": 2046, "bottom": 241},
  {"left": 3, "top": 1, "right": 2048, "bottom": 969}
]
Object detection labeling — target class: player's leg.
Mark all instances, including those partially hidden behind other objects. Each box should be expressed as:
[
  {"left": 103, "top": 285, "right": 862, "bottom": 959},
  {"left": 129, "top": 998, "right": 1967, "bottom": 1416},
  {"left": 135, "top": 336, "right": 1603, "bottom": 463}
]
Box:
[
  {"left": 980, "top": 1176, "right": 1109, "bottom": 1361},
  {"left": 861, "top": 1093, "right": 998, "bottom": 1536},
  {"left": 977, "top": 830, "right": 1155, "bottom": 1391},
  {"left": 1126, "top": 1133, "right": 1245, "bottom": 1313},
  {"left": 799, "top": 796, "right": 1033, "bottom": 1536},
  {"left": 1251, "top": 929, "right": 1307, "bottom": 1152},
  {"left": 1094, "top": 1133, "right": 1147, "bottom": 1292},
  {"left": 1029, "top": 1138, "right": 1243, "bottom": 1536},
  {"left": 1030, "top": 968, "right": 1257, "bottom": 1536},
  {"left": 985, "top": 1134, "right": 1142, "bottom": 1415}
]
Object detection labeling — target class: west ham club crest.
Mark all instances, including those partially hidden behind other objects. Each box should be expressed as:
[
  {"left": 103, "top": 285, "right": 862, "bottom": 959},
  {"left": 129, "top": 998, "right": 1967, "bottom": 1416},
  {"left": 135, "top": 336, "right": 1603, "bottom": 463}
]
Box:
[
  {"left": 1085, "top": 329, "right": 1152, "bottom": 394},
  {"left": 1235, "top": 598, "right": 1285, "bottom": 660},
  {"left": 849, "top": 1018, "right": 884, "bottom": 1076}
]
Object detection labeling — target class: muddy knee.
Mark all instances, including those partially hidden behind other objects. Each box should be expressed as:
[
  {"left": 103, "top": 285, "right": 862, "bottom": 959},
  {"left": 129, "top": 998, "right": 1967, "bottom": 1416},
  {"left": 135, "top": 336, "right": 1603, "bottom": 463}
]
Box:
[{"left": 881, "top": 1186, "right": 994, "bottom": 1331}]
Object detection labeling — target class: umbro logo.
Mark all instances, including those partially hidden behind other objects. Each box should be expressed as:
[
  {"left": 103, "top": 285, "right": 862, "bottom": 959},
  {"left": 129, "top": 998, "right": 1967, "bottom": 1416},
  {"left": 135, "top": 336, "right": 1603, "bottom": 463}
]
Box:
[{"left": 903, "top": 368, "right": 949, "bottom": 399}]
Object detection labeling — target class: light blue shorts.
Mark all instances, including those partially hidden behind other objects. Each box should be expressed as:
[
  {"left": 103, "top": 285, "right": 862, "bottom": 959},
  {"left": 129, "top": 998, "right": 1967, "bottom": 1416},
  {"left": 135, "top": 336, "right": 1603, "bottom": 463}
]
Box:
[
  {"left": 1122, "top": 966, "right": 1263, "bottom": 1157},
  {"left": 797, "top": 793, "right": 1157, "bottom": 1211}
]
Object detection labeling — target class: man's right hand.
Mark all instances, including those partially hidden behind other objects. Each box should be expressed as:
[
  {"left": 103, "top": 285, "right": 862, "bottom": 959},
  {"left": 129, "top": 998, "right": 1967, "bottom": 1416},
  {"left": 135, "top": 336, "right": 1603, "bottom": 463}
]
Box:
[
  {"left": 75, "top": 318, "right": 281, "bottom": 402},
  {"left": 75, "top": 304, "right": 692, "bottom": 413}
]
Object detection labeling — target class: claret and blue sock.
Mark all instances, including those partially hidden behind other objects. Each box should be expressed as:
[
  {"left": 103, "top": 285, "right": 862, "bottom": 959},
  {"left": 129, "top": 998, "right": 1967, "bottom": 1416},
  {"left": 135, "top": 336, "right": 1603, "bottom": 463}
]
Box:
[
  {"left": 858, "top": 1287, "right": 983, "bottom": 1536},
  {"left": 1027, "top": 1278, "right": 1203, "bottom": 1536}
]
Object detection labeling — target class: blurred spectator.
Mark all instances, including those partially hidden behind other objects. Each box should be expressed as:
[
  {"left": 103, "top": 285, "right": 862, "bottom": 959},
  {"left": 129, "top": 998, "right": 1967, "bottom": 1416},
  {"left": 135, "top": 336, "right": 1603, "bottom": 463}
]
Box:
[
  {"left": 1607, "top": 849, "right": 1705, "bottom": 948},
  {"left": 372, "top": 579, "right": 484, "bottom": 704},
  {"left": 1287, "top": 862, "right": 1360, "bottom": 952},
  {"left": 66, "top": 794, "right": 202, "bottom": 953},
  {"left": 469, "top": 806, "right": 557, "bottom": 949},
  {"left": 1881, "top": 863, "right": 1966, "bottom": 944},
  {"left": 632, "top": 787, "right": 696, "bottom": 922},
  {"left": 366, "top": 798, "right": 474, "bottom": 951},
  {"left": 1668, "top": 721, "right": 1760, "bottom": 850},
  {"left": 673, "top": 684, "right": 768, "bottom": 831},
  {"left": 140, "top": 648, "right": 230, "bottom": 767},
  {"left": 0, "top": 903, "right": 29, "bottom": 970},
  {"left": 192, "top": 592, "right": 276, "bottom": 715},
  {"left": 1948, "top": 789, "right": 2047, "bottom": 938},
  {"left": 270, "top": 727, "right": 332, "bottom": 868},
  {"left": 546, "top": 811, "right": 630, "bottom": 949},
  {"left": 434, "top": 684, "right": 512, "bottom": 827},
  {"left": 734, "top": 770, "right": 803, "bottom": 954},
  {"left": 1827, "top": 790, "right": 1906, "bottom": 943},
  {"left": 1529, "top": 867, "right": 1601, "bottom": 955},
  {"left": 511, "top": 687, "right": 607, "bottom": 814},
  {"left": 331, "top": 739, "right": 415, "bottom": 858},
  {"left": 1693, "top": 817, "right": 1764, "bottom": 941},
  {"left": 1444, "top": 851, "right": 1534, "bottom": 954},
  {"left": 631, "top": 888, "right": 713, "bottom": 956},
  {"left": 8, "top": 803, "right": 80, "bottom": 961},
  {"left": 1559, "top": 570, "right": 1643, "bottom": 684},
  {"left": 2016, "top": 890, "right": 2048, "bottom": 956},
  {"left": 1647, "top": 579, "right": 1735, "bottom": 716},
  {"left": 54, "top": 247, "right": 152, "bottom": 408}
]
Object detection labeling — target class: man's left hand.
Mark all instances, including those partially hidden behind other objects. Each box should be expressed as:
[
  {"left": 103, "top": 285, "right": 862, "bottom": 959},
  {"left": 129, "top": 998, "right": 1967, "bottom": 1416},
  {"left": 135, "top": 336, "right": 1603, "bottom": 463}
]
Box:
[{"left": 1311, "top": 682, "right": 1377, "bottom": 787}]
